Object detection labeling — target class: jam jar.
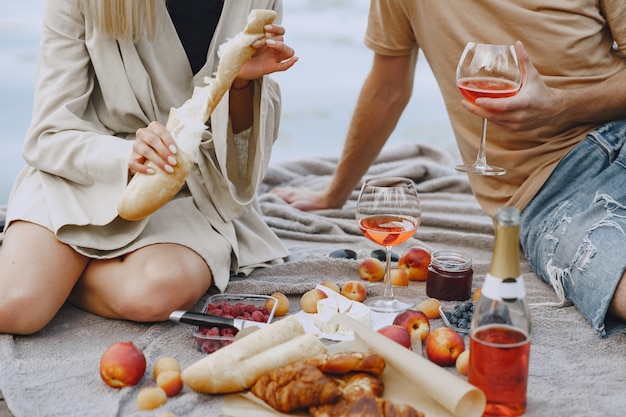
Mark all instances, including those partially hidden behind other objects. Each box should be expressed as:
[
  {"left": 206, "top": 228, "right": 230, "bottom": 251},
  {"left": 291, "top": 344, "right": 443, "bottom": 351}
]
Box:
[{"left": 426, "top": 250, "right": 473, "bottom": 301}]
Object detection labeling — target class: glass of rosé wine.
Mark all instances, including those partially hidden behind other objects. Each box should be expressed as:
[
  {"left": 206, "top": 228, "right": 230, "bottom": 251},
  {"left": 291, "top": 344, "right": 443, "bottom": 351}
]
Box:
[
  {"left": 356, "top": 177, "right": 422, "bottom": 313},
  {"left": 455, "top": 42, "right": 522, "bottom": 175}
]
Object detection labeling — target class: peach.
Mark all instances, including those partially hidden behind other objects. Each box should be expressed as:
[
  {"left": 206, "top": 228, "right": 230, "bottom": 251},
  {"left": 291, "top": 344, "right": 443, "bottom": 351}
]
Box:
[
  {"left": 425, "top": 327, "right": 465, "bottom": 367},
  {"left": 320, "top": 281, "right": 341, "bottom": 293},
  {"left": 393, "top": 309, "right": 430, "bottom": 343},
  {"left": 398, "top": 247, "right": 431, "bottom": 281},
  {"left": 377, "top": 324, "right": 412, "bottom": 349},
  {"left": 137, "top": 386, "right": 167, "bottom": 411},
  {"left": 456, "top": 349, "right": 470, "bottom": 376},
  {"left": 99, "top": 341, "right": 146, "bottom": 388},
  {"left": 300, "top": 289, "right": 328, "bottom": 313},
  {"left": 417, "top": 297, "right": 441, "bottom": 320},
  {"left": 265, "top": 292, "right": 290, "bottom": 317},
  {"left": 153, "top": 356, "right": 181, "bottom": 380},
  {"left": 390, "top": 268, "right": 409, "bottom": 287},
  {"left": 341, "top": 280, "right": 367, "bottom": 302},
  {"left": 358, "top": 257, "right": 385, "bottom": 282},
  {"left": 156, "top": 370, "right": 184, "bottom": 397}
]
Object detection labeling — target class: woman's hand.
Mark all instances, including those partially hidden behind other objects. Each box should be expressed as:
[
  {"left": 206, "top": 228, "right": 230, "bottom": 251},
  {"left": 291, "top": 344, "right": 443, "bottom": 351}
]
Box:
[
  {"left": 129, "top": 121, "right": 179, "bottom": 176},
  {"left": 233, "top": 24, "right": 298, "bottom": 84}
]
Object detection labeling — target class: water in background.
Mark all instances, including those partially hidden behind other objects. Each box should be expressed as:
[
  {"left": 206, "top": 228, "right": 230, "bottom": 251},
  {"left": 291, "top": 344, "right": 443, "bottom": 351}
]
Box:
[{"left": 0, "top": 0, "right": 454, "bottom": 204}]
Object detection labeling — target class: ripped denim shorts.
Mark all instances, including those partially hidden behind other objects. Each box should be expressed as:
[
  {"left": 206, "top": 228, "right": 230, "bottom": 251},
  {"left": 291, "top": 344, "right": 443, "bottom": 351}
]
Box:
[{"left": 520, "top": 120, "right": 626, "bottom": 337}]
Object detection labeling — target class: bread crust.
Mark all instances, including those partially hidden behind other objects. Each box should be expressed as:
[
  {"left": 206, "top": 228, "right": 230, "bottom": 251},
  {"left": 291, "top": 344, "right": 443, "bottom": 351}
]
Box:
[{"left": 117, "top": 9, "right": 277, "bottom": 221}]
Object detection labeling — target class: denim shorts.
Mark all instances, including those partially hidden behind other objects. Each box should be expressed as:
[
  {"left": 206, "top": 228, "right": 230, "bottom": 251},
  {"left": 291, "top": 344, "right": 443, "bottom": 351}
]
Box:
[{"left": 520, "top": 120, "right": 626, "bottom": 337}]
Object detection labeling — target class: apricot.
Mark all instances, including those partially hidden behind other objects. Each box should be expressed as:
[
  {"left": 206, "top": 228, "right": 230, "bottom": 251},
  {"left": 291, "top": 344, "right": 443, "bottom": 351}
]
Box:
[
  {"left": 153, "top": 356, "right": 181, "bottom": 380},
  {"left": 137, "top": 386, "right": 167, "bottom": 411},
  {"left": 341, "top": 280, "right": 367, "bottom": 302},
  {"left": 390, "top": 268, "right": 409, "bottom": 286},
  {"left": 265, "top": 292, "right": 290, "bottom": 317},
  {"left": 300, "top": 289, "right": 328, "bottom": 313},
  {"left": 358, "top": 257, "right": 385, "bottom": 282},
  {"left": 417, "top": 297, "right": 442, "bottom": 320},
  {"left": 156, "top": 370, "right": 184, "bottom": 397},
  {"left": 320, "top": 281, "right": 341, "bottom": 293}
]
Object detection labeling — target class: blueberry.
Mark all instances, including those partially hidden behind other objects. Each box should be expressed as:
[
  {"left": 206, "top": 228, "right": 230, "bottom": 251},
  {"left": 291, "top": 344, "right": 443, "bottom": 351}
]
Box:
[{"left": 458, "top": 318, "right": 468, "bottom": 329}]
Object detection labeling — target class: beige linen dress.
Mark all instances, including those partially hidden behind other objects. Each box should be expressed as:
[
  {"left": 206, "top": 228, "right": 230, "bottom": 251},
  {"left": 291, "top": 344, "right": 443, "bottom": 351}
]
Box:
[{"left": 5, "top": 0, "right": 288, "bottom": 292}]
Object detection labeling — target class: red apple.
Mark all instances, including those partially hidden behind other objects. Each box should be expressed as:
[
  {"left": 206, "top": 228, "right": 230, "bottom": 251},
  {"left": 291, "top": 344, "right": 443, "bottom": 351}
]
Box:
[
  {"left": 359, "top": 257, "right": 385, "bottom": 282},
  {"left": 456, "top": 349, "right": 470, "bottom": 376},
  {"left": 377, "top": 324, "right": 412, "bottom": 349},
  {"left": 398, "top": 247, "right": 431, "bottom": 281},
  {"left": 341, "top": 280, "right": 367, "bottom": 302},
  {"left": 100, "top": 341, "right": 146, "bottom": 388},
  {"left": 425, "top": 327, "right": 466, "bottom": 367},
  {"left": 390, "top": 268, "right": 409, "bottom": 287},
  {"left": 393, "top": 309, "right": 430, "bottom": 343},
  {"left": 300, "top": 289, "right": 328, "bottom": 313}
]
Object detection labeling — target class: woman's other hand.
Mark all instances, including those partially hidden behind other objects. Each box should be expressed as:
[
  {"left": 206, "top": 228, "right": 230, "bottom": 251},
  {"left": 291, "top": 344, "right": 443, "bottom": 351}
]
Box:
[
  {"left": 129, "top": 121, "right": 179, "bottom": 175},
  {"left": 236, "top": 24, "right": 298, "bottom": 82}
]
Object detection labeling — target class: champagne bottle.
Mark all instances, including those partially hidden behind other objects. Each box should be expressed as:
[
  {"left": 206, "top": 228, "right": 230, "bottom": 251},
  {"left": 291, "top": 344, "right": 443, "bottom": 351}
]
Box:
[{"left": 469, "top": 206, "right": 531, "bottom": 417}]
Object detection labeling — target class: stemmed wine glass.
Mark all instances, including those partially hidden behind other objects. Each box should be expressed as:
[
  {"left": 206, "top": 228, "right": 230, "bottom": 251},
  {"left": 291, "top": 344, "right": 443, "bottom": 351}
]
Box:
[
  {"left": 455, "top": 42, "right": 522, "bottom": 175},
  {"left": 356, "top": 177, "right": 422, "bottom": 313}
]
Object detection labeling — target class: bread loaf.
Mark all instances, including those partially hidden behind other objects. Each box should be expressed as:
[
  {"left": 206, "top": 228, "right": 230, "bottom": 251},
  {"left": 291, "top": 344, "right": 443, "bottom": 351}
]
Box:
[
  {"left": 182, "top": 315, "right": 327, "bottom": 394},
  {"left": 117, "top": 9, "right": 277, "bottom": 221}
]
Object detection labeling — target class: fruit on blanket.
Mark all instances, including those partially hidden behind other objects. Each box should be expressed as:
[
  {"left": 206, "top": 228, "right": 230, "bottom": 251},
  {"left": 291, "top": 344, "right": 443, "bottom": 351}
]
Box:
[
  {"left": 456, "top": 349, "right": 470, "bottom": 376},
  {"left": 137, "top": 386, "right": 167, "bottom": 410},
  {"left": 341, "top": 280, "right": 367, "bottom": 302},
  {"left": 398, "top": 247, "right": 431, "bottom": 281},
  {"left": 393, "top": 309, "right": 430, "bottom": 343},
  {"left": 473, "top": 286, "right": 482, "bottom": 302},
  {"left": 425, "top": 327, "right": 465, "bottom": 367},
  {"left": 99, "top": 341, "right": 146, "bottom": 388},
  {"left": 320, "top": 280, "right": 341, "bottom": 293},
  {"left": 417, "top": 297, "right": 441, "bottom": 320},
  {"left": 377, "top": 324, "right": 412, "bottom": 349},
  {"left": 265, "top": 292, "right": 290, "bottom": 316},
  {"left": 358, "top": 257, "right": 385, "bottom": 282},
  {"left": 390, "top": 268, "right": 409, "bottom": 286},
  {"left": 300, "top": 289, "right": 328, "bottom": 313},
  {"left": 157, "top": 370, "right": 184, "bottom": 397},
  {"left": 157, "top": 413, "right": 178, "bottom": 417},
  {"left": 153, "top": 356, "right": 181, "bottom": 380}
]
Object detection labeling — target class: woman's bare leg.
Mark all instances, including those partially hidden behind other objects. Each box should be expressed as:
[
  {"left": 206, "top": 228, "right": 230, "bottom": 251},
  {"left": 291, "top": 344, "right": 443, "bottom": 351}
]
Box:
[
  {"left": 69, "top": 243, "right": 212, "bottom": 322},
  {"left": 0, "top": 221, "right": 89, "bottom": 335}
]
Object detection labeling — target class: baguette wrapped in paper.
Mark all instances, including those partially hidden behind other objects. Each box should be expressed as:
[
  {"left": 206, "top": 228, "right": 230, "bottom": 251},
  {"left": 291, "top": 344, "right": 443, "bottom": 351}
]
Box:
[{"left": 117, "top": 9, "right": 277, "bottom": 221}]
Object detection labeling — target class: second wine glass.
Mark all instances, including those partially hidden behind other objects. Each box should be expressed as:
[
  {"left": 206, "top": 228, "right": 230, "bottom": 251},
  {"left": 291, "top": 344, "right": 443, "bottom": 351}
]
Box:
[
  {"left": 455, "top": 42, "right": 522, "bottom": 176},
  {"left": 356, "top": 177, "right": 422, "bottom": 313}
]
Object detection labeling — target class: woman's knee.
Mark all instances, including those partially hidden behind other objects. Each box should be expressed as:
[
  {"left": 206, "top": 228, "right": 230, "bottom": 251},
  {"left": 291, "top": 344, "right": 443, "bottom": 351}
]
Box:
[
  {"left": 115, "top": 257, "right": 212, "bottom": 322},
  {"left": 0, "top": 290, "right": 52, "bottom": 335}
]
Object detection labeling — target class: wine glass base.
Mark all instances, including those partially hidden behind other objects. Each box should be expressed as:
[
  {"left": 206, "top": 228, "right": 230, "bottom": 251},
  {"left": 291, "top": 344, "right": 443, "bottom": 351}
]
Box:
[
  {"left": 455, "top": 163, "right": 506, "bottom": 176},
  {"left": 364, "top": 296, "right": 414, "bottom": 314}
]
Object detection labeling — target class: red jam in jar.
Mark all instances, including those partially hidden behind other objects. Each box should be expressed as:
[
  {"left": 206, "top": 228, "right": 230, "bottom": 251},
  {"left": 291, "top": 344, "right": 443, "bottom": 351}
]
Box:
[{"left": 426, "top": 250, "right": 473, "bottom": 301}]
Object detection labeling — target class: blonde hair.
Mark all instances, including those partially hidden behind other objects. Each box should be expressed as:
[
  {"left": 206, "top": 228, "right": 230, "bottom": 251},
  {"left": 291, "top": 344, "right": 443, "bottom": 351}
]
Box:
[{"left": 85, "top": 0, "right": 158, "bottom": 42}]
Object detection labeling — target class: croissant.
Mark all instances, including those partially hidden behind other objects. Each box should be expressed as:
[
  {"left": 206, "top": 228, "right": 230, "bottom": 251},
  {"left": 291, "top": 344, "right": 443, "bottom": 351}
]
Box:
[
  {"left": 309, "top": 395, "right": 425, "bottom": 417},
  {"left": 306, "top": 351, "right": 386, "bottom": 376}
]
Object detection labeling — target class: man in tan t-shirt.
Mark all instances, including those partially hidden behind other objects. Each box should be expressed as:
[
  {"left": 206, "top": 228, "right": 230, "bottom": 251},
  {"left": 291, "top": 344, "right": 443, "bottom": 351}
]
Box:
[{"left": 273, "top": 1, "right": 626, "bottom": 337}]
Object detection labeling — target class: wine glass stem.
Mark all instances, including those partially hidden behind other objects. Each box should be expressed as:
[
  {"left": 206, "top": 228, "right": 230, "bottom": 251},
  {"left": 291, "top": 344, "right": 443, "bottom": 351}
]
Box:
[
  {"left": 383, "top": 245, "right": 394, "bottom": 299},
  {"left": 474, "top": 117, "right": 489, "bottom": 166}
]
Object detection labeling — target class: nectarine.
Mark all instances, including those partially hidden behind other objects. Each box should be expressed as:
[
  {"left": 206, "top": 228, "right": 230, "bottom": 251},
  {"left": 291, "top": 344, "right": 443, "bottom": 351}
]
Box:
[
  {"left": 393, "top": 309, "right": 430, "bottom": 343},
  {"left": 377, "top": 324, "right": 412, "bottom": 349},
  {"left": 358, "top": 257, "right": 385, "bottom": 282},
  {"left": 341, "top": 280, "right": 367, "bottom": 302},
  {"left": 100, "top": 341, "right": 146, "bottom": 388},
  {"left": 425, "top": 327, "right": 465, "bottom": 367},
  {"left": 398, "top": 247, "right": 431, "bottom": 281},
  {"left": 300, "top": 289, "right": 328, "bottom": 313}
]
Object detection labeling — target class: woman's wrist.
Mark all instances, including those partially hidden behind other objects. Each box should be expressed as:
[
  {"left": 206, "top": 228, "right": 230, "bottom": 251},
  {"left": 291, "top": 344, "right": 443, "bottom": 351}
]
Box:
[{"left": 231, "top": 79, "right": 252, "bottom": 91}]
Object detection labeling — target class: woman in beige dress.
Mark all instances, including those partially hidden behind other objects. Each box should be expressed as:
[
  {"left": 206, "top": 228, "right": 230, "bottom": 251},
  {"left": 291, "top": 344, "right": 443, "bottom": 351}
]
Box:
[{"left": 0, "top": 0, "right": 297, "bottom": 335}]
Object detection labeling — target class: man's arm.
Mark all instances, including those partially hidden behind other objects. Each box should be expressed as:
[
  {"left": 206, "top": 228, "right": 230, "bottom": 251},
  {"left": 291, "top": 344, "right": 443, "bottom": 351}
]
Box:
[{"left": 272, "top": 51, "right": 417, "bottom": 210}]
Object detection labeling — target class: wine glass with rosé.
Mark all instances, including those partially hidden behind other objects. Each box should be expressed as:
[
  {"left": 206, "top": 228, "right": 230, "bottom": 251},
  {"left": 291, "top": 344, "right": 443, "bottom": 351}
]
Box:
[
  {"left": 356, "top": 177, "right": 422, "bottom": 313},
  {"left": 455, "top": 42, "right": 522, "bottom": 175}
]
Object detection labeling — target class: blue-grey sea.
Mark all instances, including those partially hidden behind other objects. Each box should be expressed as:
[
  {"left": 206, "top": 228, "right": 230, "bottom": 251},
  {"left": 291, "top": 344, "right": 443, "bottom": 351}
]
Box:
[{"left": 0, "top": 0, "right": 454, "bottom": 204}]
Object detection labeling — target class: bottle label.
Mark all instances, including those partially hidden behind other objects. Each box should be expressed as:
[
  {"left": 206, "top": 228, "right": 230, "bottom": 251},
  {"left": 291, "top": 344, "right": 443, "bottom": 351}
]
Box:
[{"left": 481, "top": 274, "right": 526, "bottom": 302}]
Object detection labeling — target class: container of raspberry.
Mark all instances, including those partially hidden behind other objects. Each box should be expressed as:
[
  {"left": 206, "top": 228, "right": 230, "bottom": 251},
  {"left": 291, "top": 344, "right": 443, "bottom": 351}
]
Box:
[{"left": 192, "top": 293, "right": 277, "bottom": 354}]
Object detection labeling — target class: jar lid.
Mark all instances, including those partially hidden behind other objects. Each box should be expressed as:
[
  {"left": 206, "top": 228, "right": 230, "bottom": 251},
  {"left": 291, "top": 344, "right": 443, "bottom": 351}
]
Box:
[{"left": 430, "top": 250, "right": 472, "bottom": 272}]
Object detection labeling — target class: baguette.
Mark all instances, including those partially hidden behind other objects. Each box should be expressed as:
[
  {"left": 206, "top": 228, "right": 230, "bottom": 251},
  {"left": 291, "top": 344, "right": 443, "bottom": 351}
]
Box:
[
  {"left": 117, "top": 9, "right": 277, "bottom": 221},
  {"left": 182, "top": 315, "right": 327, "bottom": 394}
]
